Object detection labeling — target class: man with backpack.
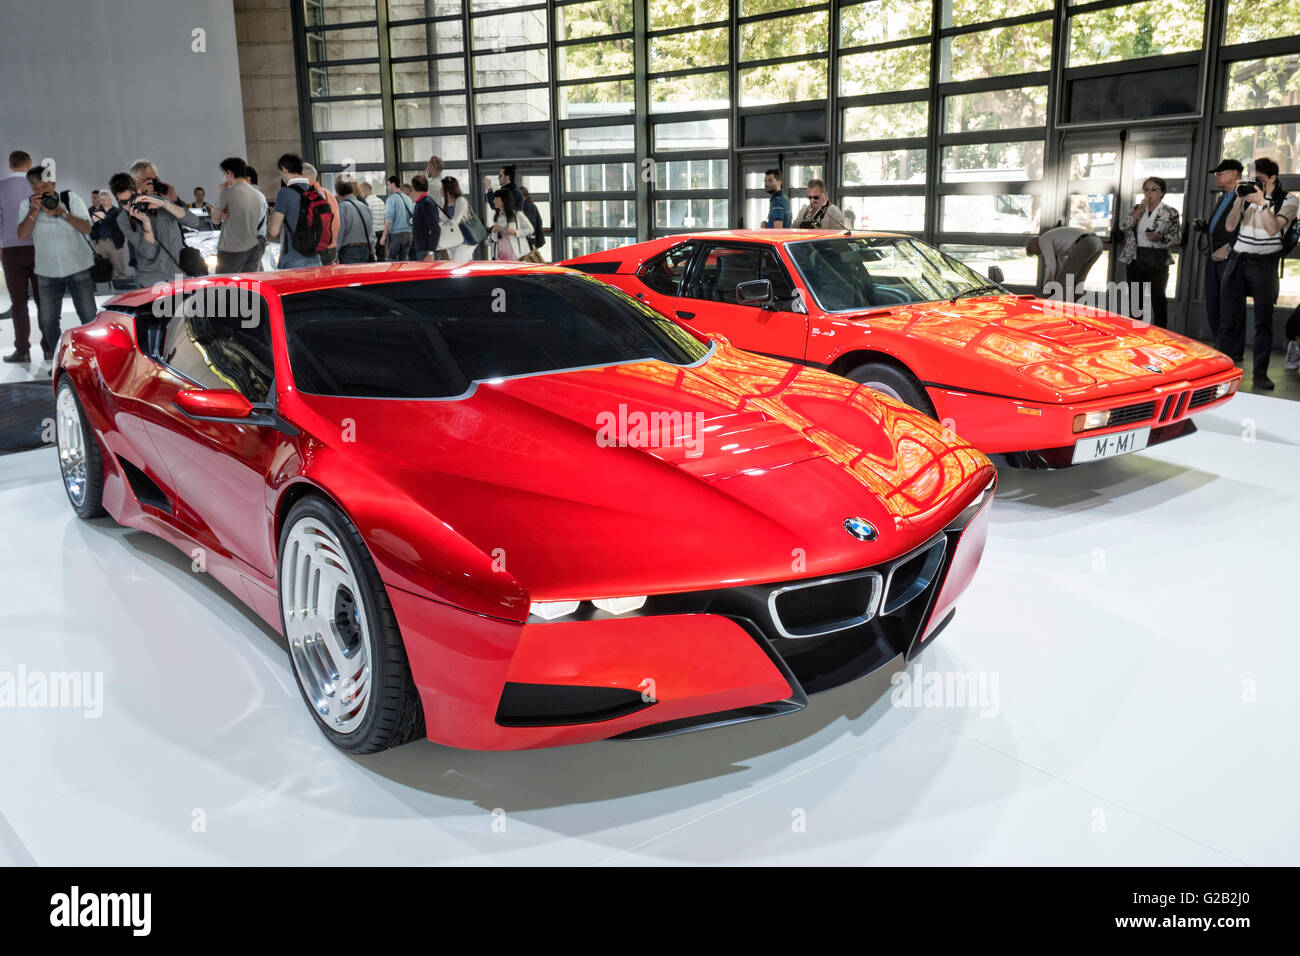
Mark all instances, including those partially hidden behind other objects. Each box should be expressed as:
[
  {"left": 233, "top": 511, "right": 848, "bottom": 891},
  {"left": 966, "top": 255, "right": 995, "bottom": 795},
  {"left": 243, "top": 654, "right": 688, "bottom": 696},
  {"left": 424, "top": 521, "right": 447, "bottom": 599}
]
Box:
[
  {"left": 381, "top": 175, "right": 414, "bottom": 261},
  {"left": 15, "top": 166, "right": 96, "bottom": 364},
  {"left": 1220, "top": 157, "right": 1299, "bottom": 390},
  {"left": 269, "top": 153, "right": 332, "bottom": 270}
]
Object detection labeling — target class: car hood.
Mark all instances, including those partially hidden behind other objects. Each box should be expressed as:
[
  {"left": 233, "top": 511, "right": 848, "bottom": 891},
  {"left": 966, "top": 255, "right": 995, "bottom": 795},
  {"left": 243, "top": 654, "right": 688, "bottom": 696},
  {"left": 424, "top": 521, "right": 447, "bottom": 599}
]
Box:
[
  {"left": 286, "top": 346, "right": 992, "bottom": 599},
  {"left": 846, "top": 295, "right": 1234, "bottom": 401}
]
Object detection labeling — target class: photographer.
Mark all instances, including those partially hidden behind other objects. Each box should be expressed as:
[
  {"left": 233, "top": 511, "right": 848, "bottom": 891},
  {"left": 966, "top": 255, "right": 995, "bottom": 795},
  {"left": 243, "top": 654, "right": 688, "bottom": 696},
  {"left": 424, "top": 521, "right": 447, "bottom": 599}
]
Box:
[
  {"left": 1195, "top": 159, "right": 1243, "bottom": 348},
  {"left": 794, "top": 178, "right": 846, "bottom": 229},
  {"left": 15, "top": 166, "right": 97, "bottom": 360},
  {"left": 109, "top": 171, "right": 203, "bottom": 290},
  {"left": 88, "top": 188, "right": 130, "bottom": 283},
  {"left": 1220, "top": 157, "right": 1299, "bottom": 390}
]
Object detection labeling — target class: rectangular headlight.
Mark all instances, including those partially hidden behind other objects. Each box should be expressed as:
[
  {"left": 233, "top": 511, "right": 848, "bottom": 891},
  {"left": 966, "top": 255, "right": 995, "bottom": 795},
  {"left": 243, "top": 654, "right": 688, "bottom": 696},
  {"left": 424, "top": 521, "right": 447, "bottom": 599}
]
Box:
[
  {"left": 1072, "top": 410, "right": 1111, "bottom": 433},
  {"left": 1215, "top": 381, "right": 1234, "bottom": 398}
]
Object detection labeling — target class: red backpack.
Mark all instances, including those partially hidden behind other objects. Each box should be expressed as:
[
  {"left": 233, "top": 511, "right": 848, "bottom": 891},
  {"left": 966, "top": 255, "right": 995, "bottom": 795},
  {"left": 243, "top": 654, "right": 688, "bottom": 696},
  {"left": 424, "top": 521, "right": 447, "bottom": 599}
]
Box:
[{"left": 289, "top": 183, "right": 333, "bottom": 256}]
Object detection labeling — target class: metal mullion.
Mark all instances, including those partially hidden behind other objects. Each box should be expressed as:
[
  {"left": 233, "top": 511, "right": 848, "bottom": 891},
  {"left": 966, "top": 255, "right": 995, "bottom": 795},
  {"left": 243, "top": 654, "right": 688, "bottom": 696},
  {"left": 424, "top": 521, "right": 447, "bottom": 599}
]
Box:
[
  {"left": 555, "top": 73, "right": 635, "bottom": 87},
  {"left": 937, "top": 232, "right": 1035, "bottom": 245},
  {"left": 925, "top": 0, "right": 942, "bottom": 244},
  {"left": 389, "top": 14, "right": 465, "bottom": 28},
  {"left": 837, "top": 34, "right": 932, "bottom": 58},
  {"left": 1219, "top": 35, "right": 1300, "bottom": 60},
  {"left": 737, "top": 51, "right": 831, "bottom": 71},
  {"left": 390, "top": 50, "right": 467, "bottom": 64},
  {"left": 304, "top": 56, "right": 380, "bottom": 68},
  {"left": 472, "top": 81, "right": 551, "bottom": 95},
  {"left": 470, "top": 41, "right": 549, "bottom": 55},
  {"left": 1213, "top": 106, "right": 1300, "bottom": 127},
  {"left": 1069, "top": 0, "right": 1176, "bottom": 14},
  {"left": 935, "top": 71, "right": 1051, "bottom": 96},
  {"left": 841, "top": 185, "right": 928, "bottom": 195},
  {"left": 312, "top": 129, "right": 384, "bottom": 140},
  {"left": 837, "top": 89, "right": 931, "bottom": 108},
  {"left": 555, "top": 32, "right": 634, "bottom": 47},
  {"left": 737, "top": 4, "right": 829, "bottom": 26},
  {"left": 1062, "top": 50, "right": 1201, "bottom": 80},
  {"left": 644, "top": 64, "right": 730, "bottom": 81},
  {"left": 936, "top": 10, "right": 1054, "bottom": 40},
  {"left": 646, "top": 21, "right": 729, "bottom": 40},
  {"left": 938, "top": 127, "right": 1049, "bottom": 147},
  {"left": 305, "top": 18, "right": 378, "bottom": 32},
  {"left": 841, "top": 136, "right": 929, "bottom": 152},
  {"left": 651, "top": 190, "right": 728, "bottom": 200}
]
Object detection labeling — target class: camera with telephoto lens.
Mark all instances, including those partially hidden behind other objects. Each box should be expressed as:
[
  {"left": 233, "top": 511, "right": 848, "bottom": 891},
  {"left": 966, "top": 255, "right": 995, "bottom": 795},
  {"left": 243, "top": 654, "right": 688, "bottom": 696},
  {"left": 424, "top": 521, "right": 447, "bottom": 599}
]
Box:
[
  {"left": 39, "top": 193, "right": 60, "bottom": 210},
  {"left": 1236, "top": 178, "right": 1264, "bottom": 198}
]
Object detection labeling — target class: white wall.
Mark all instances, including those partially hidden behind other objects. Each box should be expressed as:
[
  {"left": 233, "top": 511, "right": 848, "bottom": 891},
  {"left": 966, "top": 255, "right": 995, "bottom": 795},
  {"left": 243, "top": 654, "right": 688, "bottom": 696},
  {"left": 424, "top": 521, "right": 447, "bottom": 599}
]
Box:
[{"left": 0, "top": 0, "right": 247, "bottom": 206}]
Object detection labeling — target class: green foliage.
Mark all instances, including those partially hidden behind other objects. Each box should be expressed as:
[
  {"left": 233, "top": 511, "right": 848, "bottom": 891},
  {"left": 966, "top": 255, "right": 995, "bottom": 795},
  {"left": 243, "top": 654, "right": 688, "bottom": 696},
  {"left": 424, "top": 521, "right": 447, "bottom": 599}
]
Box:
[
  {"left": 1068, "top": 0, "right": 1206, "bottom": 68},
  {"left": 946, "top": 19, "right": 1053, "bottom": 82},
  {"left": 1224, "top": 0, "right": 1300, "bottom": 45}
]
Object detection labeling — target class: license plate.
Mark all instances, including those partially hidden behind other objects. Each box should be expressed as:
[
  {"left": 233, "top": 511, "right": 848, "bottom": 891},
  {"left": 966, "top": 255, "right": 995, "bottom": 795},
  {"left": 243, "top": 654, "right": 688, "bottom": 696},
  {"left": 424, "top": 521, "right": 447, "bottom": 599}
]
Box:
[{"left": 1071, "top": 426, "right": 1151, "bottom": 464}]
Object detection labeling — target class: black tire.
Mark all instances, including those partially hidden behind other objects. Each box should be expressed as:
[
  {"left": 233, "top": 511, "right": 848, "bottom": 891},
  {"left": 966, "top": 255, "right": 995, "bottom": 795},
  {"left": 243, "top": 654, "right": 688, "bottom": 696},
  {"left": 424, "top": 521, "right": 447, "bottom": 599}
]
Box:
[
  {"left": 55, "top": 379, "right": 107, "bottom": 519},
  {"left": 277, "top": 495, "right": 425, "bottom": 754},
  {"left": 844, "top": 360, "right": 937, "bottom": 418}
]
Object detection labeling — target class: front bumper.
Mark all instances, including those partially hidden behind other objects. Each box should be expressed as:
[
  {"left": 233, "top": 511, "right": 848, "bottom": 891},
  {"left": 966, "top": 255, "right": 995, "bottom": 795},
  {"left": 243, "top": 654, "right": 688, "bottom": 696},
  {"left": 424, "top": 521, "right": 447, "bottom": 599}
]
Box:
[
  {"left": 389, "top": 486, "right": 995, "bottom": 750},
  {"left": 926, "top": 365, "right": 1242, "bottom": 461}
]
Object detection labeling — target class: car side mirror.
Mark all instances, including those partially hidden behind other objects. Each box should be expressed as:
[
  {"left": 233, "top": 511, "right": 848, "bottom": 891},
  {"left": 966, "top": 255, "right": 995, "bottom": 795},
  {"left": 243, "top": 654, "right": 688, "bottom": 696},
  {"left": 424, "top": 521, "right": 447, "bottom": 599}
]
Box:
[
  {"left": 736, "top": 278, "right": 773, "bottom": 307},
  {"left": 987, "top": 266, "right": 1005, "bottom": 285},
  {"left": 174, "top": 388, "right": 254, "bottom": 421}
]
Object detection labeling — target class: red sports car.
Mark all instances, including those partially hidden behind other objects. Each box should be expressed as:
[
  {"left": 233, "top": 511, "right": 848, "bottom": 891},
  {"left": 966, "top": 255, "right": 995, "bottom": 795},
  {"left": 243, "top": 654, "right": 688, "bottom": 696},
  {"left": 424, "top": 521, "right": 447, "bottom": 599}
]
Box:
[
  {"left": 53, "top": 262, "right": 994, "bottom": 752},
  {"left": 564, "top": 231, "right": 1242, "bottom": 468}
]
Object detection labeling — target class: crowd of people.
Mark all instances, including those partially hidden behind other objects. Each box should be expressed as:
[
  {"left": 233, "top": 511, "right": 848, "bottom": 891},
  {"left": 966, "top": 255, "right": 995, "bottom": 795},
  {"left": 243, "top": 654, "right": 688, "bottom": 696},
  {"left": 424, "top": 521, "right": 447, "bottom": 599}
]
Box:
[
  {"left": 1022, "top": 155, "right": 1297, "bottom": 389},
  {"left": 1, "top": 147, "right": 1295, "bottom": 382}
]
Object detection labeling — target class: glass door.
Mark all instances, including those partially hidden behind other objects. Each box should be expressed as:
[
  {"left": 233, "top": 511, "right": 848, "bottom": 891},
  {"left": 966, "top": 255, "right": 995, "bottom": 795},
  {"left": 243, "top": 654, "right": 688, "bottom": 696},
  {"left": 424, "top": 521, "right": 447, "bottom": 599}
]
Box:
[
  {"left": 479, "top": 162, "right": 553, "bottom": 260},
  {"left": 1058, "top": 129, "right": 1193, "bottom": 320},
  {"left": 738, "top": 152, "right": 825, "bottom": 229}
]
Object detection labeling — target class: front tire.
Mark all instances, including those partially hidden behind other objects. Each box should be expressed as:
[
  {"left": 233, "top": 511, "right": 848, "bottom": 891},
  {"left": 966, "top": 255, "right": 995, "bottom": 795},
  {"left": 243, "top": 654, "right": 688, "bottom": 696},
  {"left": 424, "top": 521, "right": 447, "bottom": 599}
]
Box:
[
  {"left": 55, "top": 380, "right": 107, "bottom": 519},
  {"left": 844, "top": 360, "right": 937, "bottom": 418},
  {"left": 278, "top": 496, "right": 425, "bottom": 754}
]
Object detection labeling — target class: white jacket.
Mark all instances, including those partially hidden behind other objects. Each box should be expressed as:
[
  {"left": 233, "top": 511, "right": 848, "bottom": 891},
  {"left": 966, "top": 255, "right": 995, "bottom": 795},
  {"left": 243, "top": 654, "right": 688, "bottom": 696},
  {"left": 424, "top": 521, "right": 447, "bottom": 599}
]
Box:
[{"left": 489, "top": 211, "right": 533, "bottom": 259}]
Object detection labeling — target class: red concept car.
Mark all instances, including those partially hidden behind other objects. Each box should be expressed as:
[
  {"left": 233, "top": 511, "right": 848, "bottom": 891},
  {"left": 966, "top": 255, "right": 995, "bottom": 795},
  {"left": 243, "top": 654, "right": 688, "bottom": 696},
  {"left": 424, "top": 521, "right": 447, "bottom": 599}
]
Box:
[
  {"left": 563, "top": 231, "right": 1243, "bottom": 468},
  {"left": 53, "top": 262, "right": 995, "bottom": 752}
]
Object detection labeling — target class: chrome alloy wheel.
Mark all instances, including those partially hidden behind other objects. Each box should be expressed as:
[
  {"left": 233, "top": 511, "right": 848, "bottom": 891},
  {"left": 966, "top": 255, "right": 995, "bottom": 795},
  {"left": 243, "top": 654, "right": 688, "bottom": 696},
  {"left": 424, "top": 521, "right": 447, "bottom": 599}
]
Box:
[
  {"left": 861, "top": 380, "right": 903, "bottom": 401},
  {"left": 56, "top": 386, "right": 88, "bottom": 507},
  {"left": 281, "top": 517, "right": 373, "bottom": 734}
]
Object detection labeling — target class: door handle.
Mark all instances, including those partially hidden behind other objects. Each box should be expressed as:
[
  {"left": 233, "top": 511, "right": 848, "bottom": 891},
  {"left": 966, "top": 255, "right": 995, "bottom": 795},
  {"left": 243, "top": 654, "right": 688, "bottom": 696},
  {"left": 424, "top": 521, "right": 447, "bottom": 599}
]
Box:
[{"left": 676, "top": 310, "right": 695, "bottom": 319}]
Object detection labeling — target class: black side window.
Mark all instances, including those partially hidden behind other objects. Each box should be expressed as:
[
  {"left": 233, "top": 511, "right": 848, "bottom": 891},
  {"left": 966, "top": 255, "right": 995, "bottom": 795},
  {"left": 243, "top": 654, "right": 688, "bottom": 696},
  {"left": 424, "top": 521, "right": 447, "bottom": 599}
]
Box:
[
  {"left": 156, "top": 287, "right": 274, "bottom": 403},
  {"left": 687, "top": 244, "right": 764, "bottom": 305},
  {"left": 638, "top": 242, "right": 697, "bottom": 296}
]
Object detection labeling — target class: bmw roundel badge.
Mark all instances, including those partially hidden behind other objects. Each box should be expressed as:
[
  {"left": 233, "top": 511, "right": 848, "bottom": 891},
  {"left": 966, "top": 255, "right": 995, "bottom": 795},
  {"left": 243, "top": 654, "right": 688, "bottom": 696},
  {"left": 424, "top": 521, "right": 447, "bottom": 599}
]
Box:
[
  {"left": 1143, "top": 364, "right": 1163, "bottom": 373},
  {"left": 844, "top": 517, "right": 878, "bottom": 541}
]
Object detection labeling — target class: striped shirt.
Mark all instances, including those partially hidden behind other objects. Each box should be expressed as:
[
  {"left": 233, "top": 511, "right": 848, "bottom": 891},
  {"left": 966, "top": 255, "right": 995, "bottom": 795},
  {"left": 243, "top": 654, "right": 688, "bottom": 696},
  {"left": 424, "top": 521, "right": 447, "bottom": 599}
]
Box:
[{"left": 1233, "top": 190, "right": 1298, "bottom": 257}]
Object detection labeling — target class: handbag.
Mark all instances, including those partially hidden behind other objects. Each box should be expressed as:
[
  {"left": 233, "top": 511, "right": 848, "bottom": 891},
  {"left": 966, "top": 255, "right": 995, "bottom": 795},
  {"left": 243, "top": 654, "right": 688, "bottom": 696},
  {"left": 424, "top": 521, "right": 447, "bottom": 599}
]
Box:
[
  {"left": 459, "top": 206, "right": 488, "bottom": 245},
  {"left": 496, "top": 235, "right": 520, "bottom": 261},
  {"left": 522, "top": 248, "right": 545, "bottom": 263},
  {"left": 1135, "top": 246, "right": 1168, "bottom": 270}
]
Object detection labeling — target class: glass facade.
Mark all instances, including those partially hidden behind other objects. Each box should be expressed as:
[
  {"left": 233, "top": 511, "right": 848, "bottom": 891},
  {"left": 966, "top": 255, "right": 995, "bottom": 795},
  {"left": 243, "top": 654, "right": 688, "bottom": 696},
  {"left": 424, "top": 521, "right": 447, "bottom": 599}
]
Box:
[{"left": 294, "top": 0, "right": 1299, "bottom": 313}]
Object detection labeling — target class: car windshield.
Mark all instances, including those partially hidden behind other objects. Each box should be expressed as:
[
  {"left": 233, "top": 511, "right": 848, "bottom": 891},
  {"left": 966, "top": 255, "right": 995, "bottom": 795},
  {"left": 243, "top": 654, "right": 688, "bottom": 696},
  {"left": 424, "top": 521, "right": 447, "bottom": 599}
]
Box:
[
  {"left": 786, "top": 236, "right": 1001, "bottom": 312},
  {"left": 281, "top": 273, "right": 710, "bottom": 398}
]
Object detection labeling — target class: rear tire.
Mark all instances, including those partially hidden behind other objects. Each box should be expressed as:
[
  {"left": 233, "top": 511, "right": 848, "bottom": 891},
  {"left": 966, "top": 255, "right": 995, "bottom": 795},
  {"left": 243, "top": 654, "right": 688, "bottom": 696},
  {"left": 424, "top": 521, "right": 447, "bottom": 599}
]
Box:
[
  {"left": 277, "top": 495, "right": 425, "bottom": 754},
  {"left": 844, "top": 360, "right": 936, "bottom": 418},
  {"left": 55, "top": 380, "right": 107, "bottom": 519}
]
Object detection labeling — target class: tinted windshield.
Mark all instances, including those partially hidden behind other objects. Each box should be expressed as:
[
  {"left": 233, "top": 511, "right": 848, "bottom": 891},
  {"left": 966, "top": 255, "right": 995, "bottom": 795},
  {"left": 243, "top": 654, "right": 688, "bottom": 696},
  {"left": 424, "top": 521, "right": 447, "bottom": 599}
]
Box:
[
  {"left": 786, "top": 236, "right": 997, "bottom": 312},
  {"left": 281, "top": 273, "right": 709, "bottom": 398}
]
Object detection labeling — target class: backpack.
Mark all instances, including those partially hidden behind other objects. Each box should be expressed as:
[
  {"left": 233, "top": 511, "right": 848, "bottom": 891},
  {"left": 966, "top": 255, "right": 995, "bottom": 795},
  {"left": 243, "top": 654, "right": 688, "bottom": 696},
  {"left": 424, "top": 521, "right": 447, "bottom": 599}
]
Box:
[{"left": 289, "top": 183, "right": 333, "bottom": 256}]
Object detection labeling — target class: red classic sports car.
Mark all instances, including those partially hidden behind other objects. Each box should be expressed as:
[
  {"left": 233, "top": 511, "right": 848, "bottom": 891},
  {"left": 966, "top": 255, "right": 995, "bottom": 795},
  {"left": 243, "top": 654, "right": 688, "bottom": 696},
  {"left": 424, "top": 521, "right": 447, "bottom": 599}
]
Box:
[
  {"left": 563, "top": 231, "right": 1242, "bottom": 468},
  {"left": 53, "top": 263, "right": 995, "bottom": 752}
]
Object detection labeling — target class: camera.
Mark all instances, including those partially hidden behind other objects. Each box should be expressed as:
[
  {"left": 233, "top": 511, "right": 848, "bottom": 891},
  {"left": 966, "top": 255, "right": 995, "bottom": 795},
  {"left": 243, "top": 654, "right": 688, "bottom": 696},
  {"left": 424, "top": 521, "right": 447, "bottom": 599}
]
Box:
[
  {"left": 39, "top": 192, "right": 60, "bottom": 210},
  {"left": 1236, "top": 178, "right": 1264, "bottom": 197}
]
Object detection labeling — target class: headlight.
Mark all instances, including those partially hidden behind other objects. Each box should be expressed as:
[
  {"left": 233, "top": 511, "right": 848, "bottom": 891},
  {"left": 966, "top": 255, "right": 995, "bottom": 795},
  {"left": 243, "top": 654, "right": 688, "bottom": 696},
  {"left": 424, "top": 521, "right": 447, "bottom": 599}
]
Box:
[
  {"left": 528, "top": 596, "right": 649, "bottom": 622},
  {"left": 1215, "top": 380, "right": 1235, "bottom": 398},
  {"left": 528, "top": 601, "right": 580, "bottom": 621},
  {"left": 1072, "top": 410, "right": 1110, "bottom": 433}
]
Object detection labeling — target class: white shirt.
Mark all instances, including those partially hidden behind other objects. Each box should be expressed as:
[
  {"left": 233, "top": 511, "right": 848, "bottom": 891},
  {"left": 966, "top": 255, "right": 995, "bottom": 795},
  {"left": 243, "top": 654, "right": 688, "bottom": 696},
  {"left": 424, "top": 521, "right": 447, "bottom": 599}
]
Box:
[
  {"left": 1135, "top": 206, "right": 1160, "bottom": 248},
  {"left": 18, "top": 191, "right": 94, "bottom": 278}
]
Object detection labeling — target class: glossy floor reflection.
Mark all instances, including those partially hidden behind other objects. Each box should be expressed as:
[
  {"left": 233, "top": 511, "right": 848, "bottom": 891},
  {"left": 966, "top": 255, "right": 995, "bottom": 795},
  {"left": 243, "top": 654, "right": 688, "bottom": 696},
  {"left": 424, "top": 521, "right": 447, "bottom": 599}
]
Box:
[{"left": 1, "top": 337, "right": 1297, "bottom": 865}]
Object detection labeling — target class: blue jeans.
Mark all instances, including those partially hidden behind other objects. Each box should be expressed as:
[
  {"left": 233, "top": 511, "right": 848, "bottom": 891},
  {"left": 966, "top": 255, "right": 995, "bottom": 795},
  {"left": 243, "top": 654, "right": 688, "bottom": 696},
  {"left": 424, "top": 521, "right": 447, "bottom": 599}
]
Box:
[
  {"left": 37, "top": 268, "right": 97, "bottom": 354},
  {"left": 278, "top": 245, "right": 322, "bottom": 269},
  {"left": 337, "top": 244, "right": 371, "bottom": 264}
]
